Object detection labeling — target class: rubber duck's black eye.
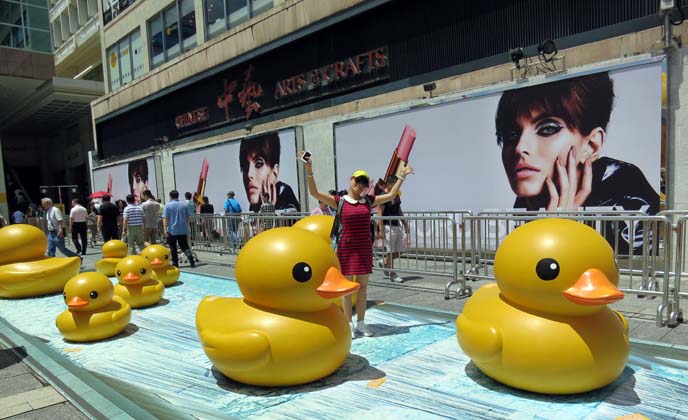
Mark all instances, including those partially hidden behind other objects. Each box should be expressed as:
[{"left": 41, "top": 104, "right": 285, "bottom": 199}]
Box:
[
  {"left": 292, "top": 262, "right": 312, "bottom": 283},
  {"left": 116, "top": 270, "right": 121, "bottom": 277},
  {"left": 63, "top": 292, "right": 67, "bottom": 301},
  {"left": 89, "top": 291, "right": 98, "bottom": 299},
  {"left": 536, "top": 258, "right": 560, "bottom": 281},
  {"left": 144, "top": 256, "right": 149, "bottom": 260},
  {"left": 164, "top": 255, "right": 169, "bottom": 260},
  {"left": 140, "top": 268, "right": 146, "bottom": 275}
]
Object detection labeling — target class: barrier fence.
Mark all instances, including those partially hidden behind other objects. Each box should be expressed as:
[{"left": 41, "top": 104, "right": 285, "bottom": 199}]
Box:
[{"left": 23, "top": 207, "right": 687, "bottom": 328}]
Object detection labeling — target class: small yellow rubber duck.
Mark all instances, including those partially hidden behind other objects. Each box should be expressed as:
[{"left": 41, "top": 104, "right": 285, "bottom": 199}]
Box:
[
  {"left": 114, "top": 256, "right": 164, "bottom": 308},
  {"left": 95, "top": 240, "right": 128, "bottom": 277},
  {"left": 456, "top": 218, "right": 628, "bottom": 394},
  {"left": 141, "top": 245, "right": 179, "bottom": 286},
  {"left": 196, "top": 215, "right": 360, "bottom": 386},
  {"left": 56, "top": 272, "right": 131, "bottom": 342},
  {"left": 0, "top": 225, "right": 80, "bottom": 298}
]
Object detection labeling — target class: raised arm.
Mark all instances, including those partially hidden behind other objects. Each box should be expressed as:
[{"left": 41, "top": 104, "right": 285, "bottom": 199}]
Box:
[
  {"left": 298, "top": 152, "right": 336, "bottom": 209},
  {"left": 373, "top": 163, "right": 415, "bottom": 207}
]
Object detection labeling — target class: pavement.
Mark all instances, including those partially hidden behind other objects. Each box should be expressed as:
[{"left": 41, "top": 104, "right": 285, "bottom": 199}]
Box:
[{"left": 0, "top": 241, "right": 686, "bottom": 419}]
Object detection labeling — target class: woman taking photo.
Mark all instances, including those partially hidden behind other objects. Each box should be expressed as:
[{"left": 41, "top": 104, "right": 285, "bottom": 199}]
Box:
[{"left": 299, "top": 153, "right": 414, "bottom": 337}]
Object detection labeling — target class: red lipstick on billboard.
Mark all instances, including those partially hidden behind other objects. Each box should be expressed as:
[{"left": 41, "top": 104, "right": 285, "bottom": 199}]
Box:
[
  {"left": 377, "top": 125, "right": 416, "bottom": 193},
  {"left": 195, "top": 158, "right": 209, "bottom": 207}
]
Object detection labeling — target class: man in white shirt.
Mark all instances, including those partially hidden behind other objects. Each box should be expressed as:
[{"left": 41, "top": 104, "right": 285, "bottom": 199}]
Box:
[
  {"left": 41, "top": 198, "right": 80, "bottom": 260},
  {"left": 69, "top": 199, "right": 88, "bottom": 255},
  {"left": 140, "top": 190, "right": 161, "bottom": 245}
]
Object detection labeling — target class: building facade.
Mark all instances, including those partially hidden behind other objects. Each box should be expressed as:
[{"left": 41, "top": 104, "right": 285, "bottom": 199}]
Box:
[
  {"left": 90, "top": 0, "right": 688, "bottom": 217},
  {"left": 0, "top": 0, "right": 104, "bottom": 220}
]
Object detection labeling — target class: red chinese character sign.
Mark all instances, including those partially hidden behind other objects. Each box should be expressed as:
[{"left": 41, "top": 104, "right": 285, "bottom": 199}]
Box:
[{"left": 216, "top": 65, "right": 264, "bottom": 122}]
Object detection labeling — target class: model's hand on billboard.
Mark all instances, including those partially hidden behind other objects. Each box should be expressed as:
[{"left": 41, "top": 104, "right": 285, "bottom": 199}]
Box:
[
  {"left": 545, "top": 147, "right": 592, "bottom": 210},
  {"left": 262, "top": 174, "right": 277, "bottom": 206}
]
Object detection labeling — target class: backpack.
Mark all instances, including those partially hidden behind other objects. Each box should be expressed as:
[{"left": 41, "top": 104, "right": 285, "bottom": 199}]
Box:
[{"left": 330, "top": 195, "right": 372, "bottom": 250}]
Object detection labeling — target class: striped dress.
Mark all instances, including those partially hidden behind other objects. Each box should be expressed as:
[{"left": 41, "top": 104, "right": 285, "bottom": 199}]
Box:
[{"left": 335, "top": 194, "right": 375, "bottom": 275}]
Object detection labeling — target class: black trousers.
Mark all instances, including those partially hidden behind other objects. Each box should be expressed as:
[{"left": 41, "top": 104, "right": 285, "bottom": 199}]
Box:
[
  {"left": 71, "top": 222, "right": 87, "bottom": 254},
  {"left": 102, "top": 224, "right": 119, "bottom": 242},
  {"left": 166, "top": 234, "right": 194, "bottom": 267}
]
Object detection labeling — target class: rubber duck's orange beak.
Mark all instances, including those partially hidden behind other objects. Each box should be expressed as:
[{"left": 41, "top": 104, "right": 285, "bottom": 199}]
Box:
[
  {"left": 150, "top": 258, "right": 164, "bottom": 267},
  {"left": 316, "top": 267, "right": 360, "bottom": 299},
  {"left": 563, "top": 268, "right": 624, "bottom": 305},
  {"left": 122, "top": 272, "right": 140, "bottom": 283},
  {"left": 68, "top": 296, "right": 89, "bottom": 308}
]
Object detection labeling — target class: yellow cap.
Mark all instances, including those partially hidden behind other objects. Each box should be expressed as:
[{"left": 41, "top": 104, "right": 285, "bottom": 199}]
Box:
[{"left": 352, "top": 170, "right": 370, "bottom": 180}]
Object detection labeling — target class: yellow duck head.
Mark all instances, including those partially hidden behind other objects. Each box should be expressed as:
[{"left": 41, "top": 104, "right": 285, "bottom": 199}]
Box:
[
  {"left": 115, "top": 256, "right": 154, "bottom": 286},
  {"left": 235, "top": 215, "right": 359, "bottom": 312},
  {"left": 494, "top": 218, "right": 623, "bottom": 316},
  {"left": 0, "top": 224, "right": 48, "bottom": 265},
  {"left": 102, "top": 240, "right": 128, "bottom": 258},
  {"left": 141, "top": 245, "right": 172, "bottom": 269},
  {"left": 63, "top": 272, "right": 115, "bottom": 312}
]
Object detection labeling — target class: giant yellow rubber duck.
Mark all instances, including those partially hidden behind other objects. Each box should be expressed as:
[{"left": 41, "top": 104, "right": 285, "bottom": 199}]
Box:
[
  {"left": 114, "top": 256, "right": 164, "bottom": 308},
  {"left": 56, "top": 272, "right": 131, "bottom": 342},
  {"left": 456, "top": 218, "right": 628, "bottom": 394},
  {"left": 141, "top": 245, "right": 180, "bottom": 286},
  {"left": 95, "top": 240, "right": 128, "bottom": 277},
  {"left": 0, "top": 225, "right": 80, "bottom": 298},
  {"left": 196, "top": 215, "right": 360, "bottom": 386}
]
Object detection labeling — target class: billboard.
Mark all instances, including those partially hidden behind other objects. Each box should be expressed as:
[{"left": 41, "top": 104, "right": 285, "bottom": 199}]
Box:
[
  {"left": 92, "top": 157, "right": 157, "bottom": 203},
  {"left": 172, "top": 129, "right": 299, "bottom": 213},
  {"left": 336, "top": 62, "right": 661, "bottom": 212},
  {"left": 335, "top": 61, "right": 662, "bottom": 254}
]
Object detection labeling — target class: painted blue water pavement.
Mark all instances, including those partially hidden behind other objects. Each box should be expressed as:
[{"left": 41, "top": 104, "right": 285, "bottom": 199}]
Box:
[{"left": 0, "top": 272, "right": 687, "bottom": 419}]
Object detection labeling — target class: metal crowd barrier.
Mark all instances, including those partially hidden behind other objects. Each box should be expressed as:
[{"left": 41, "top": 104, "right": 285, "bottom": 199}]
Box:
[
  {"left": 371, "top": 214, "right": 472, "bottom": 297},
  {"left": 184, "top": 212, "right": 310, "bottom": 254},
  {"left": 148, "top": 208, "right": 688, "bottom": 328},
  {"left": 460, "top": 212, "right": 677, "bottom": 327}
]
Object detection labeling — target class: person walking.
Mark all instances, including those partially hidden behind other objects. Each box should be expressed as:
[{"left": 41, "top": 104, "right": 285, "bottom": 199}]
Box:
[
  {"left": 41, "top": 198, "right": 81, "bottom": 261},
  {"left": 298, "top": 152, "right": 414, "bottom": 338},
  {"left": 122, "top": 194, "right": 146, "bottom": 254},
  {"left": 69, "top": 199, "right": 88, "bottom": 255},
  {"left": 86, "top": 202, "right": 98, "bottom": 246},
  {"left": 97, "top": 195, "right": 120, "bottom": 242},
  {"left": 199, "top": 196, "right": 215, "bottom": 243},
  {"left": 223, "top": 191, "right": 242, "bottom": 248},
  {"left": 376, "top": 175, "right": 411, "bottom": 283},
  {"left": 162, "top": 190, "right": 196, "bottom": 268},
  {"left": 141, "top": 190, "right": 161, "bottom": 245}
]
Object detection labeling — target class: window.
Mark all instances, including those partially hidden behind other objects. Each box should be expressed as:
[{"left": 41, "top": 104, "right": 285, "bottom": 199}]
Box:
[
  {"left": 107, "top": 29, "right": 141, "bottom": 91},
  {"left": 0, "top": 0, "right": 50, "bottom": 53},
  {"left": 148, "top": 0, "right": 197, "bottom": 68},
  {"left": 204, "top": 0, "right": 274, "bottom": 41},
  {"left": 102, "top": 0, "right": 137, "bottom": 26},
  {"left": 131, "top": 30, "right": 144, "bottom": 79}
]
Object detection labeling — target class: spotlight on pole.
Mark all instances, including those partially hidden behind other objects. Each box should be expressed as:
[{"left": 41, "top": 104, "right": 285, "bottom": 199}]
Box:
[
  {"left": 537, "top": 40, "right": 558, "bottom": 62},
  {"left": 510, "top": 47, "right": 525, "bottom": 69}
]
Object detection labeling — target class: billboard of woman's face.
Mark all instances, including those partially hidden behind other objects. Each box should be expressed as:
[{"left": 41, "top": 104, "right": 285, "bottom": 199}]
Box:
[
  {"left": 93, "top": 157, "right": 157, "bottom": 203},
  {"left": 172, "top": 129, "right": 299, "bottom": 213},
  {"left": 335, "top": 61, "right": 661, "bottom": 215}
]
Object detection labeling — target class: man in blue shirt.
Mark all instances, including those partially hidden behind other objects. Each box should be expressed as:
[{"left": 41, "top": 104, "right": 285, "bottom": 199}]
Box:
[
  {"left": 223, "top": 191, "right": 241, "bottom": 247},
  {"left": 162, "top": 190, "right": 196, "bottom": 268}
]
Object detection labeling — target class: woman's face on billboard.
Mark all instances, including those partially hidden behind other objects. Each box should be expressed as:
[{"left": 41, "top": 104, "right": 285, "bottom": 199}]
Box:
[
  {"left": 243, "top": 152, "right": 278, "bottom": 205},
  {"left": 130, "top": 173, "right": 148, "bottom": 203},
  {"left": 500, "top": 113, "right": 588, "bottom": 198}
]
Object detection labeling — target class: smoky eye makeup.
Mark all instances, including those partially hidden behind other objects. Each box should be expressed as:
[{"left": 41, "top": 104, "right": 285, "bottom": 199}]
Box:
[
  {"left": 535, "top": 119, "right": 564, "bottom": 137},
  {"left": 497, "top": 127, "right": 521, "bottom": 146}
]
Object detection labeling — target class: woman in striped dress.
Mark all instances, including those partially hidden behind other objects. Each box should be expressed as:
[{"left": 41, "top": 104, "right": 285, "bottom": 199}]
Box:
[{"left": 300, "top": 153, "right": 414, "bottom": 337}]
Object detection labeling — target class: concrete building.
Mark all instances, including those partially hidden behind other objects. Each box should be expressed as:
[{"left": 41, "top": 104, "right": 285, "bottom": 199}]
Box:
[
  {"left": 0, "top": 0, "right": 104, "bottom": 220},
  {"left": 89, "top": 0, "right": 686, "bottom": 217}
]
